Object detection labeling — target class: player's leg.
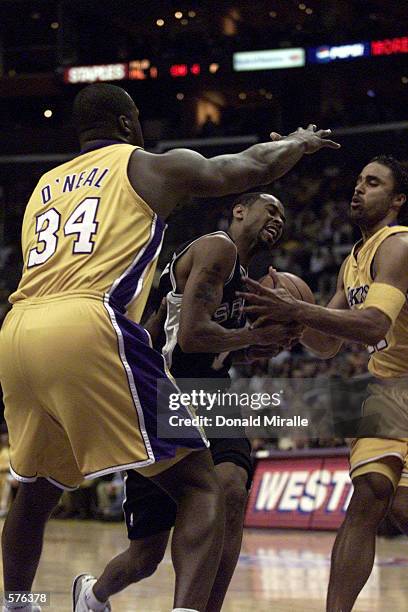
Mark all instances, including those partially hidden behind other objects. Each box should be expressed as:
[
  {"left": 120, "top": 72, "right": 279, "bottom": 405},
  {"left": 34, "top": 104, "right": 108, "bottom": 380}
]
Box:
[
  {"left": 204, "top": 438, "right": 253, "bottom": 612},
  {"left": 327, "top": 456, "right": 400, "bottom": 612},
  {"left": 2, "top": 478, "right": 62, "bottom": 593},
  {"left": 205, "top": 462, "right": 248, "bottom": 612},
  {"left": 87, "top": 470, "right": 175, "bottom": 605},
  {"left": 151, "top": 448, "right": 225, "bottom": 612},
  {"left": 387, "top": 483, "right": 408, "bottom": 534}
]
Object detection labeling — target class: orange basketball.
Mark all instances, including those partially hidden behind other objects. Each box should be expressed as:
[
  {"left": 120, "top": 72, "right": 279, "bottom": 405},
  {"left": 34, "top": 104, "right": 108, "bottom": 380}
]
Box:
[{"left": 259, "top": 271, "right": 315, "bottom": 304}]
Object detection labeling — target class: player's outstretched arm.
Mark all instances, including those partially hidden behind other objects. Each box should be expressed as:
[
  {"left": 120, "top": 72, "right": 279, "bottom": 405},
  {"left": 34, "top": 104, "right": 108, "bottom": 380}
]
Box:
[
  {"left": 301, "top": 260, "right": 348, "bottom": 358},
  {"left": 241, "top": 238, "right": 408, "bottom": 345},
  {"left": 128, "top": 125, "right": 340, "bottom": 219}
]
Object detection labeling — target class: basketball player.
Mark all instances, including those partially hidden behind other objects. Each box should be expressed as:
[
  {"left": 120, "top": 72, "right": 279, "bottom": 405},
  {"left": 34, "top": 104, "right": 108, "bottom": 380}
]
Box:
[
  {"left": 78, "top": 192, "right": 300, "bottom": 612},
  {"left": 0, "top": 81, "right": 339, "bottom": 612},
  {"left": 238, "top": 155, "right": 408, "bottom": 612}
]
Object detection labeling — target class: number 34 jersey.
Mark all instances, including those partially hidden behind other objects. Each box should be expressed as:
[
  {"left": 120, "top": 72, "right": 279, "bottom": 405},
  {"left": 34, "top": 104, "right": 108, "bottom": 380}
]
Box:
[{"left": 10, "top": 143, "right": 165, "bottom": 320}]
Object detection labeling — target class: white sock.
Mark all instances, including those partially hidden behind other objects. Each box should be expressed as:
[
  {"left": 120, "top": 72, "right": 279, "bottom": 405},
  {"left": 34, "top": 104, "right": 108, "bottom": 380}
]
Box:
[
  {"left": 172, "top": 609, "right": 199, "bottom": 612},
  {"left": 84, "top": 581, "right": 107, "bottom": 612}
]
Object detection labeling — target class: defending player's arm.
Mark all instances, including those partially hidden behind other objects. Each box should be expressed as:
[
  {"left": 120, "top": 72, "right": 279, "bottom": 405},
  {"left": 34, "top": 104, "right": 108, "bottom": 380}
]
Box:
[
  {"left": 129, "top": 125, "right": 340, "bottom": 219},
  {"left": 241, "top": 236, "right": 408, "bottom": 346},
  {"left": 300, "top": 259, "right": 348, "bottom": 358},
  {"left": 178, "top": 236, "right": 297, "bottom": 353}
]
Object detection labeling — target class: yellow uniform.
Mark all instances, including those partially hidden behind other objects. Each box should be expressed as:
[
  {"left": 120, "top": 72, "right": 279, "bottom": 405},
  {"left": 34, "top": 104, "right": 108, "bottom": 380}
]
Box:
[
  {"left": 343, "top": 225, "right": 408, "bottom": 487},
  {"left": 0, "top": 142, "right": 207, "bottom": 489}
]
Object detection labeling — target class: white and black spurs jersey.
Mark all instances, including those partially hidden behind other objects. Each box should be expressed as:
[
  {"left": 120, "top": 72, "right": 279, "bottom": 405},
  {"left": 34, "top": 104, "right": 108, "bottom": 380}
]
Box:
[{"left": 154, "top": 232, "right": 246, "bottom": 381}]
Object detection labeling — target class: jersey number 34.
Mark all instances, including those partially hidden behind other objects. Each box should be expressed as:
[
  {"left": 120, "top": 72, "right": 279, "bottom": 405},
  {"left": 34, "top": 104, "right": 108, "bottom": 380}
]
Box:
[{"left": 27, "top": 197, "right": 100, "bottom": 268}]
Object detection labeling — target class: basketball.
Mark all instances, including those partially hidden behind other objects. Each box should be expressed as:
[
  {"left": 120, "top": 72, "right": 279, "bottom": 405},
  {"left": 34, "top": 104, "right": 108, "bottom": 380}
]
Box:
[{"left": 258, "top": 271, "right": 315, "bottom": 304}]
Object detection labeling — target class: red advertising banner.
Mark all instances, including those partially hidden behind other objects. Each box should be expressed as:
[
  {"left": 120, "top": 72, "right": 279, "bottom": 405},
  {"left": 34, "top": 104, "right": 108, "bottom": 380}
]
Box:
[{"left": 245, "top": 455, "right": 352, "bottom": 530}]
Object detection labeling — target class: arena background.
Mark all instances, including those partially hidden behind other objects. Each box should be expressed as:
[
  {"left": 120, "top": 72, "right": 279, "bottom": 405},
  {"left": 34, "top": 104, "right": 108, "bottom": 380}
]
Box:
[{"left": 0, "top": 1, "right": 408, "bottom": 610}]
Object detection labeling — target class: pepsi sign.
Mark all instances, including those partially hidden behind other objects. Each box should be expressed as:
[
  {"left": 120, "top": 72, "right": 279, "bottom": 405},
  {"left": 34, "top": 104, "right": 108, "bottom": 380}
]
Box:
[{"left": 309, "top": 42, "right": 370, "bottom": 63}]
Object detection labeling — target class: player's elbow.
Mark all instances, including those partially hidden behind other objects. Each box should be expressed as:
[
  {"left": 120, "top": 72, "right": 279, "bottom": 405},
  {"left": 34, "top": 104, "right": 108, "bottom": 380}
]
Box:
[{"left": 178, "top": 328, "right": 201, "bottom": 353}]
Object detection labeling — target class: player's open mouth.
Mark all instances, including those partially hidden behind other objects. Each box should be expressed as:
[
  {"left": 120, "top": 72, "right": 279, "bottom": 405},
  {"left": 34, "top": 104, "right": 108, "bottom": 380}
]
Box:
[
  {"left": 263, "top": 226, "right": 278, "bottom": 240},
  {"left": 351, "top": 196, "right": 363, "bottom": 207}
]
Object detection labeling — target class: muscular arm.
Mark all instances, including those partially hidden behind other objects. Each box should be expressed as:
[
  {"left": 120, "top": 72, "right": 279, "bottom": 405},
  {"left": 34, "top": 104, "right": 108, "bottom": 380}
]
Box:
[
  {"left": 301, "top": 260, "right": 348, "bottom": 358},
  {"left": 293, "top": 236, "right": 408, "bottom": 345},
  {"left": 177, "top": 236, "right": 255, "bottom": 353},
  {"left": 129, "top": 127, "right": 340, "bottom": 219}
]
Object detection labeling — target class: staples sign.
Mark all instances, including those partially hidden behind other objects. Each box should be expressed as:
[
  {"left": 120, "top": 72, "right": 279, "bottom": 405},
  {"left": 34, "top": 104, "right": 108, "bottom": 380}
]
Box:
[{"left": 64, "top": 63, "right": 128, "bottom": 84}]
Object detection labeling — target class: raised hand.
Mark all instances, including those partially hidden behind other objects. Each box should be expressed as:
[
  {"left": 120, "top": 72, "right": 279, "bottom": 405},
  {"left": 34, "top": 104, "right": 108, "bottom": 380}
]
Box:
[{"left": 289, "top": 124, "right": 340, "bottom": 153}]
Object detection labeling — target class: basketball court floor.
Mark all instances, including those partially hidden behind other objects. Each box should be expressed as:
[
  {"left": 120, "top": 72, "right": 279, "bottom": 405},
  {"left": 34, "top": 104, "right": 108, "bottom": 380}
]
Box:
[{"left": 1, "top": 519, "right": 407, "bottom": 611}]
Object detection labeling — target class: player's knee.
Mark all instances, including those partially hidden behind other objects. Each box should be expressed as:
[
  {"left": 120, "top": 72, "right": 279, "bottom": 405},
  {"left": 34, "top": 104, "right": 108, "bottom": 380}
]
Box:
[
  {"left": 388, "top": 493, "right": 408, "bottom": 532},
  {"left": 349, "top": 472, "right": 394, "bottom": 521},
  {"left": 223, "top": 476, "right": 248, "bottom": 525}
]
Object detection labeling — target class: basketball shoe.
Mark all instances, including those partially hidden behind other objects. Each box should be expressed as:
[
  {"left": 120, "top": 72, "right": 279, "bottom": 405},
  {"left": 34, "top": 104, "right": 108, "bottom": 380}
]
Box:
[{"left": 72, "top": 574, "right": 111, "bottom": 612}]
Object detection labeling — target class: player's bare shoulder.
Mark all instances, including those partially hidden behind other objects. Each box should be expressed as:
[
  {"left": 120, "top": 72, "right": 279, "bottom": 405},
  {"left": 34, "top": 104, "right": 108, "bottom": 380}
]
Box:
[{"left": 190, "top": 233, "right": 237, "bottom": 273}]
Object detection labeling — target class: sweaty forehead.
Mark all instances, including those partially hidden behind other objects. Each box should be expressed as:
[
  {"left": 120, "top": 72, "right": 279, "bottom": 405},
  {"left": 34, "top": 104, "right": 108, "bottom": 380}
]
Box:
[
  {"left": 360, "top": 162, "right": 393, "bottom": 183},
  {"left": 258, "top": 194, "right": 284, "bottom": 213}
]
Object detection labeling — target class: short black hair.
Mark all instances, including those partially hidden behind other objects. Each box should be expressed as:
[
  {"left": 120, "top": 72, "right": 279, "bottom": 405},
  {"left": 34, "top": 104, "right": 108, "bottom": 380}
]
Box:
[
  {"left": 229, "top": 192, "right": 268, "bottom": 223},
  {"left": 72, "top": 83, "right": 137, "bottom": 135},
  {"left": 232, "top": 192, "right": 268, "bottom": 209},
  {"left": 370, "top": 155, "right": 408, "bottom": 223},
  {"left": 370, "top": 155, "right": 408, "bottom": 197}
]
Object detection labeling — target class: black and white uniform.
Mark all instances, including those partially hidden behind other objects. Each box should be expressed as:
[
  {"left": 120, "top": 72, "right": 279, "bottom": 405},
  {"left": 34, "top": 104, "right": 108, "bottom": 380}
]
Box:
[{"left": 124, "top": 232, "right": 254, "bottom": 539}]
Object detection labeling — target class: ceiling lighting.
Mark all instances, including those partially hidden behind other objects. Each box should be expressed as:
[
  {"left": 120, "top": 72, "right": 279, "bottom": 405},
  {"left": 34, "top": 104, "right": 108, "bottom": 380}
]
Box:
[
  {"left": 50, "top": 22, "right": 59, "bottom": 29},
  {"left": 175, "top": 11, "right": 183, "bottom": 19},
  {"left": 176, "top": 93, "right": 184, "bottom": 100},
  {"left": 269, "top": 11, "right": 277, "bottom": 18},
  {"left": 209, "top": 63, "right": 219, "bottom": 73},
  {"left": 305, "top": 7, "right": 313, "bottom": 14},
  {"left": 156, "top": 19, "right": 165, "bottom": 27},
  {"left": 188, "top": 10, "right": 196, "bottom": 18},
  {"left": 44, "top": 109, "right": 53, "bottom": 118}
]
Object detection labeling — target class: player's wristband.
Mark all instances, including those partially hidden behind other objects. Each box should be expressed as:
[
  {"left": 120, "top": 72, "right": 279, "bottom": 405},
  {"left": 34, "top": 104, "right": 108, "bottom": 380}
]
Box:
[{"left": 363, "top": 282, "right": 406, "bottom": 325}]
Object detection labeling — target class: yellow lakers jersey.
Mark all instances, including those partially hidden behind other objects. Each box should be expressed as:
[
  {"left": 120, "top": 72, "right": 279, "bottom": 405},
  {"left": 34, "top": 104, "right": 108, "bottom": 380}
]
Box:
[
  {"left": 10, "top": 142, "right": 165, "bottom": 321},
  {"left": 343, "top": 225, "right": 408, "bottom": 378}
]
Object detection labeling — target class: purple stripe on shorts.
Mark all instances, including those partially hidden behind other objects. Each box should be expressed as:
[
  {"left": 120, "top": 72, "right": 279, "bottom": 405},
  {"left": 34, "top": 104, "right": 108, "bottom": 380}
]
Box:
[
  {"left": 114, "top": 310, "right": 207, "bottom": 461},
  {"left": 109, "top": 215, "right": 166, "bottom": 312}
]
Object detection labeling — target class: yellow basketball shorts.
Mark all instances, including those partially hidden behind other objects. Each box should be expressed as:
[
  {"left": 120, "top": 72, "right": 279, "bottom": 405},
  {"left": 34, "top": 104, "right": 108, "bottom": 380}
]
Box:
[
  {"left": 0, "top": 295, "right": 207, "bottom": 489},
  {"left": 349, "top": 378, "right": 408, "bottom": 489}
]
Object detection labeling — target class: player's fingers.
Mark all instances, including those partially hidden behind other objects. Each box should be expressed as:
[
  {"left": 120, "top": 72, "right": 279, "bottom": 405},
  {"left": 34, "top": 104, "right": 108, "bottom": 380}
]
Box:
[
  {"left": 237, "top": 290, "right": 267, "bottom": 303},
  {"left": 250, "top": 315, "right": 275, "bottom": 329},
  {"left": 268, "top": 266, "right": 284, "bottom": 288},
  {"left": 242, "top": 304, "right": 270, "bottom": 314},
  {"left": 270, "top": 131, "right": 284, "bottom": 141},
  {"left": 242, "top": 277, "right": 270, "bottom": 294},
  {"left": 307, "top": 123, "right": 317, "bottom": 132},
  {"left": 319, "top": 138, "right": 341, "bottom": 149},
  {"left": 317, "top": 128, "right": 332, "bottom": 138}
]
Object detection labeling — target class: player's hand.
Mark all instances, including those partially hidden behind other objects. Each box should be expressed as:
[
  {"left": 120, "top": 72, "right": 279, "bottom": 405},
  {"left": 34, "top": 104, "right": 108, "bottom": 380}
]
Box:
[
  {"left": 246, "top": 343, "right": 282, "bottom": 361},
  {"left": 250, "top": 321, "right": 304, "bottom": 347},
  {"left": 143, "top": 298, "right": 167, "bottom": 342},
  {"left": 237, "top": 272, "right": 300, "bottom": 324},
  {"left": 288, "top": 124, "right": 340, "bottom": 153}
]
